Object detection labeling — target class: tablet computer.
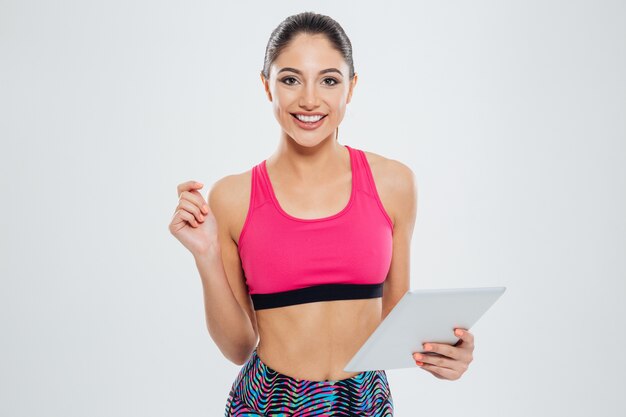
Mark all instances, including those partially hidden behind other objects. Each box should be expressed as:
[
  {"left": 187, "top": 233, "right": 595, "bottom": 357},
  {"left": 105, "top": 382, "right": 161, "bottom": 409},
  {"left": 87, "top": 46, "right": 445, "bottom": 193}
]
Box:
[{"left": 343, "top": 286, "right": 506, "bottom": 372}]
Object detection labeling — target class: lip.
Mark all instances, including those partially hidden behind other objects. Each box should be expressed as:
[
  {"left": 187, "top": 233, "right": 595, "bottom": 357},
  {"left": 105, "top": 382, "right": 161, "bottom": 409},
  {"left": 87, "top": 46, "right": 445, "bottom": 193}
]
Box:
[
  {"left": 291, "top": 113, "right": 327, "bottom": 130},
  {"left": 291, "top": 112, "right": 327, "bottom": 116}
]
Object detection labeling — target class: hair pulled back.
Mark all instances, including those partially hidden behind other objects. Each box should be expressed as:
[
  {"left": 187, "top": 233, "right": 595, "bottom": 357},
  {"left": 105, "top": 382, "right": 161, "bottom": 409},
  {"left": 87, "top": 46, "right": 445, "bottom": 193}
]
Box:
[{"left": 261, "top": 11, "right": 355, "bottom": 80}]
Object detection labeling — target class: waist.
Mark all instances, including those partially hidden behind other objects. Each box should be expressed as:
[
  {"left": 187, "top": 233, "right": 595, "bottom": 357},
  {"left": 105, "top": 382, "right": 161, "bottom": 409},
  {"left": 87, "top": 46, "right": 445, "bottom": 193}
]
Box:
[{"left": 255, "top": 297, "right": 382, "bottom": 381}]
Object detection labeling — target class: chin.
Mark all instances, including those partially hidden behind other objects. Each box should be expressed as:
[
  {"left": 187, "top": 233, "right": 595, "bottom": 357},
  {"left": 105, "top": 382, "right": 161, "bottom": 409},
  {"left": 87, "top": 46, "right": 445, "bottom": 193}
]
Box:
[{"left": 290, "top": 133, "right": 334, "bottom": 147}]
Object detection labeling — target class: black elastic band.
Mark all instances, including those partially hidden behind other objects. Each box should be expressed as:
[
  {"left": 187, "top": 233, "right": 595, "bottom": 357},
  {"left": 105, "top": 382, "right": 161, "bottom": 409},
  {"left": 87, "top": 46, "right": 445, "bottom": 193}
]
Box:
[{"left": 251, "top": 282, "right": 384, "bottom": 311}]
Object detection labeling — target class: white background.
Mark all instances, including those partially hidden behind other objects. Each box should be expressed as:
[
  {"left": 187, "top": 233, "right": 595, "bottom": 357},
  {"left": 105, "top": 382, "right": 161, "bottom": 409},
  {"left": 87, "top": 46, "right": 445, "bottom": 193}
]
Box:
[{"left": 1, "top": 1, "right": 624, "bottom": 416}]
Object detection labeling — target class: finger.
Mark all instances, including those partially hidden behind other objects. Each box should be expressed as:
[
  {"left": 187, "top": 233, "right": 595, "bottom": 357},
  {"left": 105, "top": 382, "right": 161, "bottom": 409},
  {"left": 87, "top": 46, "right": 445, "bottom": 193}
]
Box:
[
  {"left": 413, "top": 350, "right": 457, "bottom": 369},
  {"left": 176, "top": 209, "right": 199, "bottom": 227},
  {"left": 418, "top": 362, "right": 461, "bottom": 380},
  {"left": 179, "top": 190, "right": 209, "bottom": 214},
  {"left": 188, "top": 189, "right": 210, "bottom": 214},
  {"left": 455, "top": 328, "right": 475, "bottom": 348},
  {"left": 177, "top": 180, "right": 204, "bottom": 197},
  {"left": 420, "top": 342, "right": 462, "bottom": 360},
  {"left": 178, "top": 199, "right": 205, "bottom": 223}
]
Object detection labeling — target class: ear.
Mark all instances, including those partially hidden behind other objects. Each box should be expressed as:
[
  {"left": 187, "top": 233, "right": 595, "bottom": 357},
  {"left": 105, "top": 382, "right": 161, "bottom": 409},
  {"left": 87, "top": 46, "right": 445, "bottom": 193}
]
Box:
[
  {"left": 346, "top": 72, "right": 358, "bottom": 104},
  {"left": 260, "top": 72, "right": 273, "bottom": 102}
]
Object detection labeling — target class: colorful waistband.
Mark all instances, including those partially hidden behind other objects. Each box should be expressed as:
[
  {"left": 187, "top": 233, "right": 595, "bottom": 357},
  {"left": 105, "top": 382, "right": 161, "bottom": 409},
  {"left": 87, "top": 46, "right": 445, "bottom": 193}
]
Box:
[{"left": 224, "top": 347, "right": 394, "bottom": 415}]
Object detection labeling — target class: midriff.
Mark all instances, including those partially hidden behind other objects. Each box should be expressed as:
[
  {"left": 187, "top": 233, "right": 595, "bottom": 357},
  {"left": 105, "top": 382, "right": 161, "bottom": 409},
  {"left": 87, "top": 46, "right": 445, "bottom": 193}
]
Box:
[{"left": 255, "top": 296, "right": 382, "bottom": 381}]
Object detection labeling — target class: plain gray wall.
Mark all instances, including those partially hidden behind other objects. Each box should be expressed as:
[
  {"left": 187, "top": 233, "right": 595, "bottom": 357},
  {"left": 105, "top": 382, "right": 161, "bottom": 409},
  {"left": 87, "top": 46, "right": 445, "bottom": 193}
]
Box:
[{"left": 1, "top": 0, "right": 624, "bottom": 415}]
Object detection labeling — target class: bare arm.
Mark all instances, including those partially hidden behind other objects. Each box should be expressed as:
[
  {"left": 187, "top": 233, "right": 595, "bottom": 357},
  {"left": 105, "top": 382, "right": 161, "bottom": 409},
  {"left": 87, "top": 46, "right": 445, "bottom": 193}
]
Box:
[
  {"left": 378, "top": 159, "right": 418, "bottom": 321},
  {"left": 195, "top": 175, "right": 259, "bottom": 365}
]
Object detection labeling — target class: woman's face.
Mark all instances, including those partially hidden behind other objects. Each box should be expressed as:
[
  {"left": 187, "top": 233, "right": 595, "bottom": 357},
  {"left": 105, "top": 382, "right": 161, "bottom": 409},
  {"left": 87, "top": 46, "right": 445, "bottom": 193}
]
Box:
[{"left": 261, "top": 33, "right": 357, "bottom": 147}]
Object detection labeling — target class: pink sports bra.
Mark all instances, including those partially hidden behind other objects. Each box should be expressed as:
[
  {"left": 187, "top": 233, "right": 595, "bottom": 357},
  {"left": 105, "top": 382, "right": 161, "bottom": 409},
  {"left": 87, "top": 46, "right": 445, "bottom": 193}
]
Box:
[{"left": 237, "top": 144, "right": 394, "bottom": 310}]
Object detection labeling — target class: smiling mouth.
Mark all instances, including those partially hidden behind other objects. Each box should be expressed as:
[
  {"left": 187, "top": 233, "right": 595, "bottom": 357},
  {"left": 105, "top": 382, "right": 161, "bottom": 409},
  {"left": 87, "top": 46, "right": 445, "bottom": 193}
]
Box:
[{"left": 290, "top": 113, "right": 328, "bottom": 122}]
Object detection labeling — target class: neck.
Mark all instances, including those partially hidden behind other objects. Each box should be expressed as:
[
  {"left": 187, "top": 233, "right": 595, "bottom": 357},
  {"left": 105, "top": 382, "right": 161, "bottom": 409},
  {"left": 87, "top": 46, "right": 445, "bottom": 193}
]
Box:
[{"left": 267, "top": 130, "right": 346, "bottom": 182}]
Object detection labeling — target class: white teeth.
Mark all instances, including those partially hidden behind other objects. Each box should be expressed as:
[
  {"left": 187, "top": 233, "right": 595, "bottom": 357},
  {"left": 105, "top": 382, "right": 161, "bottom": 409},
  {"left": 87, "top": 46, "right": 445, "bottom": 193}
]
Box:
[{"left": 294, "top": 114, "right": 324, "bottom": 122}]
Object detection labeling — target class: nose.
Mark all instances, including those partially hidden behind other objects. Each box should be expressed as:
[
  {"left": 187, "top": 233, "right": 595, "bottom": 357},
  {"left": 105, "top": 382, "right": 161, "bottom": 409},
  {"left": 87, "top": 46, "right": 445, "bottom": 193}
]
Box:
[{"left": 298, "top": 84, "right": 320, "bottom": 109}]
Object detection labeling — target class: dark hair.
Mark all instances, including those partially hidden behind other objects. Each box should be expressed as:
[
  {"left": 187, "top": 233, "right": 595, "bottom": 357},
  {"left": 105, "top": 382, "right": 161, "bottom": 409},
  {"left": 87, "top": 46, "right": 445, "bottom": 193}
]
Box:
[{"left": 261, "top": 11, "right": 355, "bottom": 81}]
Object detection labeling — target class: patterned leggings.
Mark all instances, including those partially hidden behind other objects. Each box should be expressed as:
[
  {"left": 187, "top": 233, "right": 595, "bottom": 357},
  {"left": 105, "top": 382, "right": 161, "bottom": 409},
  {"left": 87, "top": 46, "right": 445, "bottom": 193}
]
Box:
[{"left": 224, "top": 347, "right": 394, "bottom": 416}]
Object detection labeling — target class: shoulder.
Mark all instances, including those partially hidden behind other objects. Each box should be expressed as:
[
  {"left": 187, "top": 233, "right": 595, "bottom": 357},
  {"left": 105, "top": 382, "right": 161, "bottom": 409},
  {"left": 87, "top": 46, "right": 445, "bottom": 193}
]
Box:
[
  {"left": 361, "top": 148, "right": 417, "bottom": 228},
  {"left": 208, "top": 169, "right": 253, "bottom": 242},
  {"left": 361, "top": 149, "right": 416, "bottom": 187}
]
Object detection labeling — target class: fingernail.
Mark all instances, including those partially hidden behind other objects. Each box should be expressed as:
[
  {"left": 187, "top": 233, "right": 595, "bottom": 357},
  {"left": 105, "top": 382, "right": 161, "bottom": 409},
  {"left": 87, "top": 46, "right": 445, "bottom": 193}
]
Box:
[
  {"left": 424, "top": 344, "right": 432, "bottom": 351},
  {"left": 203, "top": 205, "right": 209, "bottom": 213},
  {"left": 416, "top": 361, "right": 424, "bottom": 366}
]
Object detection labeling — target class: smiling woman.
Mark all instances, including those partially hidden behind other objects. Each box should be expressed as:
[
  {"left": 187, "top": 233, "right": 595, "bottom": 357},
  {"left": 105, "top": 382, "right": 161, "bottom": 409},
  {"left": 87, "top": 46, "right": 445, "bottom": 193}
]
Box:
[
  {"left": 169, "top": 10, "right": 416, "bottom": 417},
  {"left": 259, "top": 15, "right": 357, "bottom": 146},
  {"left": 223, "top": 12, "right": 397, "bottom": 416}
]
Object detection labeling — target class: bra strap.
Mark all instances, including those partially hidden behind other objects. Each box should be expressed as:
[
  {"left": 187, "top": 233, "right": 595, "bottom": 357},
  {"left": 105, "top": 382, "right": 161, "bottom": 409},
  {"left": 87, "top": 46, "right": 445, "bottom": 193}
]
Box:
[{"left": 346, "top": 145, "right": 374, "bottom": 195}]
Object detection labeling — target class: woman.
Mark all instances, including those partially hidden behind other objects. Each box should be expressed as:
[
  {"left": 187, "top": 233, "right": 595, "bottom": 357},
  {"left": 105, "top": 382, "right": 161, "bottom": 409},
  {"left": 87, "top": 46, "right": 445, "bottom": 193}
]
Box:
[{"left": 169, "top": 11, "right": 475, "bottom": 416}]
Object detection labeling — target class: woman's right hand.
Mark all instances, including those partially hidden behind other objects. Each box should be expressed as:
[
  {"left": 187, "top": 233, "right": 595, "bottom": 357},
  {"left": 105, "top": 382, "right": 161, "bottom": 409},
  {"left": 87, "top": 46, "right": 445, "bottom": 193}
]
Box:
[{"left": 168, "top": 180, "right": 219, "bottom": 257}]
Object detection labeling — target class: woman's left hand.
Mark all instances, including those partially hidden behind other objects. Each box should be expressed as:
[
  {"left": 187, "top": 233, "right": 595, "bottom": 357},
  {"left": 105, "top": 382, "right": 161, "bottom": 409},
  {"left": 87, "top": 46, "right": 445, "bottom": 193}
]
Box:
[{"left": 412, "top": 328, "right": 474, "bottom": 380}]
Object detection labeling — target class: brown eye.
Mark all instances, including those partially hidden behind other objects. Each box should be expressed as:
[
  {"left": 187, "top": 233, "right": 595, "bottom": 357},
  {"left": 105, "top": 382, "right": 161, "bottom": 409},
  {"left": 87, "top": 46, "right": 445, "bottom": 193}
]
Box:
[
  {"left": 281, "top": 77, "right": 298, "bottom": 85},
  {"left": 323, "top": 78, "right": 339, "bottom": 86}
]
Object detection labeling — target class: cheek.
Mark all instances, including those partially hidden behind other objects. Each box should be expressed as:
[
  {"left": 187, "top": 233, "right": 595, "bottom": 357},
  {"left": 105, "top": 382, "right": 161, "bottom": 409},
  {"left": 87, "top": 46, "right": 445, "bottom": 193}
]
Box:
[
  {"left": 328, "top": 99, "right": 347, "bottom": 119},
  {"left": 328, "top": 90, "right": 348, "bottom": 110},
  {"left": 272, "top": 101, "right": 289, "bottom": 121},
  {"left": 272, "top": 92, "right": 294, "bottom": 114}
]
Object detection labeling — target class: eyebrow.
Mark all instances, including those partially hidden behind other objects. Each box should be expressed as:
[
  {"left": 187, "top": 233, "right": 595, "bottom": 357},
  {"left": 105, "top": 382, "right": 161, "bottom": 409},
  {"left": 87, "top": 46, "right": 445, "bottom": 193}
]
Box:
[{"left": 277, "top": 67, "right": 343, "bottom": 77}]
